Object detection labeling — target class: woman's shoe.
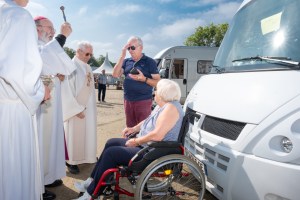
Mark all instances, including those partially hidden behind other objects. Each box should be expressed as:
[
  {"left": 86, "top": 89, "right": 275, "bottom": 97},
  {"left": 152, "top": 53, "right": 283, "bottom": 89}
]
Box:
[
  {"left": 74, "top": 191, "right": 91, "bottom": 200},
  {"left": 74, "top": 177, "right": 93, "bottom": 192}
]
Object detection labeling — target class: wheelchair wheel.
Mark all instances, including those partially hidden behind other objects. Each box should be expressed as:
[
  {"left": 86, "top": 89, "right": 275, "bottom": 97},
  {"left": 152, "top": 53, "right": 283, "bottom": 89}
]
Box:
[{"left": 134, "top": 154, "right": 205, "bottom": 200}]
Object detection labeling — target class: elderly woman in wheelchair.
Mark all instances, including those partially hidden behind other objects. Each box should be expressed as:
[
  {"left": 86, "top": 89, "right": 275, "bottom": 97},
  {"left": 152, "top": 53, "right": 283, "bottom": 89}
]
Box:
[{"left": 74, "top": 79, "right": 205, "bottom": 200}]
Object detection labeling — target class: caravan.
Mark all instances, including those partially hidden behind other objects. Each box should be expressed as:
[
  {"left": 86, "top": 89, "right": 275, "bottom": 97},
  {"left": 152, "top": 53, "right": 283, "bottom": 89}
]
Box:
[
  {"left": 154, "top": 46, "right": 218, "bottom": 103},
  {"left": 183, "top": 0, "right": 300, "bottom": 199}
]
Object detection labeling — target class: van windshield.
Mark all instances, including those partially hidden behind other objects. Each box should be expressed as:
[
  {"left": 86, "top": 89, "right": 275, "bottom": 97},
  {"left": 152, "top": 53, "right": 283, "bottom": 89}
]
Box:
[{"left": 212, "top": 0, "right": 300, "bottom": 73}]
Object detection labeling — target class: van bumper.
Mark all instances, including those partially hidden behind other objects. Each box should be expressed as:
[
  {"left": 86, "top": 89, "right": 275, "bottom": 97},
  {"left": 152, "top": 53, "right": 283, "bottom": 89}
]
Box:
[{"left": 184, "top": 137, "right": 300, "bottom": 200}]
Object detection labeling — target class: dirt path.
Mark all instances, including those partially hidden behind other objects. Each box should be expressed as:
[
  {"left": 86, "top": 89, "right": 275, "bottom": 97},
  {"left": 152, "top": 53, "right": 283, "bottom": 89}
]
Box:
[{"left": 48, "top": 87, "right": 217, "bottom": 200}]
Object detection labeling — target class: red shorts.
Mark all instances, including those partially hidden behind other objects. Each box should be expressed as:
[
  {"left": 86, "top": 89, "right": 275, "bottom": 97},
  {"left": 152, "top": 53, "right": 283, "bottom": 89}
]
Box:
[{"left": 124, "top": 99, "right": 152, "bottom": 127}]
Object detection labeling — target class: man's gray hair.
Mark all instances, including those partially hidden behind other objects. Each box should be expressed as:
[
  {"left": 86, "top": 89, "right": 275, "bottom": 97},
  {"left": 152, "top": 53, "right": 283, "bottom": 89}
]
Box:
[
  {"left": 77, "top": 41, "right": 93, "bottom": 51},
  {"left": 127, "top": 36, "right": 143, "bottom": 47},
  {"left": 156, "top": 79, "right": 181, "bottom": 102}
]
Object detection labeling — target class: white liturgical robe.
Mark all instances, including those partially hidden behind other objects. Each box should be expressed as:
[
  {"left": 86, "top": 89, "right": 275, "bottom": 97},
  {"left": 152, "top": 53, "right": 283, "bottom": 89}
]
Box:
[
  {"left": 63, "top": 56, "right": 97, "bottom": 165},
  {"left": 0, "top": 1, "right": 44, "bottom": 199},
  {"left": 38, "top": 39, "right": 76, "bottom": 185}
]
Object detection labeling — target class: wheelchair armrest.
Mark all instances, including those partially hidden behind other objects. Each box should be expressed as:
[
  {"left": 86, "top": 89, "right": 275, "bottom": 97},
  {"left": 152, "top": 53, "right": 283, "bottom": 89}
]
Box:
[
  {"left": 148, "top": 141, "right": 181, "bottom": 148},
  {"left": 128, "top": 141, "right": 183, "bottom": 173},
  {"left": 130, "top": 141, "right": 182, "bottom": 163}
]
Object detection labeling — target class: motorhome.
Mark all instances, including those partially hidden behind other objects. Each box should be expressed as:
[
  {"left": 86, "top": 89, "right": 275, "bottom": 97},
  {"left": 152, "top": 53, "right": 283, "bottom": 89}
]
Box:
[
  {"left": 183, "top": 0, "right": 300, "bottom": 200},
  {"left": 154, "top": 46, "right": 218, "bottom": 103}
]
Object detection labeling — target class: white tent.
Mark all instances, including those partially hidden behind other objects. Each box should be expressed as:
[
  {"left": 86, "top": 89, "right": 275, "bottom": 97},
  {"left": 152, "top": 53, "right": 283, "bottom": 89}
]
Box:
[
  {"left": 93, "top": 53, "right": 119, "bottom": 86},
  {"left": 93, "top": 53, "right": 113, "bottom": 75}
]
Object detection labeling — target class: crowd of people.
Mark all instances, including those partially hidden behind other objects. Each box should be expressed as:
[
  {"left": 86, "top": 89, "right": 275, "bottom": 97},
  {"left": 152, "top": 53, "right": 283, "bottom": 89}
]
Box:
[{"left": 0, "top": 1, "right": 183, "bottom": 200}]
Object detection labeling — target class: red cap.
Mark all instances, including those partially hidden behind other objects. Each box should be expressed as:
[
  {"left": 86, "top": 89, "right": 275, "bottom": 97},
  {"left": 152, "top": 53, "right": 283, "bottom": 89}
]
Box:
[{"left": 34, "top": 16, "right": 48, "bottom": 21}]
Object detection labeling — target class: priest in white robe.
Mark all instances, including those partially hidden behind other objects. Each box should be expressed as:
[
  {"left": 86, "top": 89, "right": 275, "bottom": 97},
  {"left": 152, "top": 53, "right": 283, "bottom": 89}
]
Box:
[
  {"left": 62, "top": 41, "right": 97, "bottom": 173},
  {"left": 34, "top": 15, "right": 76, "bottom": 194},
  {"left": 0, "top": 0, "right": 49, "bottom": 199}
]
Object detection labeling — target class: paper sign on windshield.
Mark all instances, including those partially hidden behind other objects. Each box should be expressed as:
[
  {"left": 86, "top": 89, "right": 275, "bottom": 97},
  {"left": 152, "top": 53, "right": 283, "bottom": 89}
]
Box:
[{"left": 261, "top": 12, "right": 282, "bottom": 35}]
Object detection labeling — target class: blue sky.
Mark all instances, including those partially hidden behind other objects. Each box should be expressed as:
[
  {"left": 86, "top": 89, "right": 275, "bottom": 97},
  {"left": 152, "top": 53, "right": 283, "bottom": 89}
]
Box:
[{"left": 26, "top": 0, "right": 243, "bottom": 63}]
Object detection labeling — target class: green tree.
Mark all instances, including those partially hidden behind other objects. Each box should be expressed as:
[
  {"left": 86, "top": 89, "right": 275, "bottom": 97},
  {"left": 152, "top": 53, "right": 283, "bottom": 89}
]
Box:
[
  {"left": 97, "top": 55, "right": 105, "bottom": 66},
  {"left": 64, "top": 46, "right": 100, "bottom": 67},
  {"left": 184, "top": 23, "right": 228, "bottom": 47},
  {"left": 88, "top": 56, "right": 99, "bottom": 67},
  {"left": 64, "top": 47, "right": 76, "bottom": 59}
]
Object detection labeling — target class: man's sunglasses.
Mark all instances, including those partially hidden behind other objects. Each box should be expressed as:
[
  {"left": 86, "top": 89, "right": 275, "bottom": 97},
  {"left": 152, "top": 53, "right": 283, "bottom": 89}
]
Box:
[
  {"left": 85, "top": 53, "right": 93, "bottom": 57},
  {"left": 127, "top": 46, "right": 138, "bottom": 51}
]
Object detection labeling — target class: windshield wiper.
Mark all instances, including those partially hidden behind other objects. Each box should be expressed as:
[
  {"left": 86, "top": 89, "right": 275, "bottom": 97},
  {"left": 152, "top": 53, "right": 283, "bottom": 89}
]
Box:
[
  {"left": 232, "top": 56, "right": 300, "bottom": 67},
  {"left": 211, "top": 65, "right": 225, "bottom": 73}
]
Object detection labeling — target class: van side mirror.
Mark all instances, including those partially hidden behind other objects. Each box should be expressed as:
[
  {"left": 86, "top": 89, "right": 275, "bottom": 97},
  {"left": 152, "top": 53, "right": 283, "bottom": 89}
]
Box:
[{"left": 159, "top": 68, "right": 169, "bottom": 78}]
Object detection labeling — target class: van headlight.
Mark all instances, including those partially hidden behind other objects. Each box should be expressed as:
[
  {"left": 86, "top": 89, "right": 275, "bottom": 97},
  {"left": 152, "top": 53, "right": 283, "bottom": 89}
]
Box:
[{"left": 281, "top": 137, "right": 293, "bottom": 153}]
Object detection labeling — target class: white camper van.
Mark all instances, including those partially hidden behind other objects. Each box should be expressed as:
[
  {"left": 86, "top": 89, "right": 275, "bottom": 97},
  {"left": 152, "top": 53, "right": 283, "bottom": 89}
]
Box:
[
  {"left": 154, "top": 46, "right": 218, "bottom": 103},
  {"left": 183, "top": 0, "right": 300, "bottom": 200}
]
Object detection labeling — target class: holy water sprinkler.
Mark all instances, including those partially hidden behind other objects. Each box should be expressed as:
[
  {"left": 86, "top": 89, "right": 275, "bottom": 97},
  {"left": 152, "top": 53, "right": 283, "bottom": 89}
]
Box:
[{"left": 60, "top": 6, "right": 67, "bottom": 22}]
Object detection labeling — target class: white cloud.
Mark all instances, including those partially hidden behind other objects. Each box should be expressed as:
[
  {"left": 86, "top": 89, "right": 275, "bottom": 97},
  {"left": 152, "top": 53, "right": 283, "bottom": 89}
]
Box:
[
  {"left": 157, "top": 13, "right": 175, "bottom": 22},
  {"left": 198, "top": 2, "right": 241, "bottom": 24},
  {"left": 155, "top": 1, "right": 241, "bottom": 40},
  {"left": 142, "top": 33, "right": 154, "bottom": 42},
  {"left": 184, "top": 0, "right": 228, "bottom": 7},
  {"left": 116, "top": 33, "right": 128, "bottom": 41},
  {"left": 156, "top": 0, "right": 176, "bottom": 3},
  {"left": 104, "top": 4, "right": 145, "bottom": 17},
  {"left": 78, "top": 6, "right": 88, "bottom": 16},
  {"left": 138, "top": 1, "right": 241, "bottom": 58},
  {"left": 158, "top": 18, "right": 201, "bottom": 38}
]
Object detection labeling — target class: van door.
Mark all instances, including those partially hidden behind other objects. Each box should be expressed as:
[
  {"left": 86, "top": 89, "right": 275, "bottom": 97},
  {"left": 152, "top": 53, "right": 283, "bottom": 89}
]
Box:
[{"left": 170, "top": 59, "right": 187, "bottom": 103}]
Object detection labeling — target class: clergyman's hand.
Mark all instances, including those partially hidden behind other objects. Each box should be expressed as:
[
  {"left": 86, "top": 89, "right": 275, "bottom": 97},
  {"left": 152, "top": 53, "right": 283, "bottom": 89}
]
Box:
[
  {"left": 60, "top": 22, "right": 72, "bottom": 38},
  {"left": 76, "top": 111, "right": 85, "bottom": 119},
  {"left": 57, "top": 74, "right": 65, "bottom": 81},
  {"left": 43, "top": 85, "right": 51, "bottom": 101}
]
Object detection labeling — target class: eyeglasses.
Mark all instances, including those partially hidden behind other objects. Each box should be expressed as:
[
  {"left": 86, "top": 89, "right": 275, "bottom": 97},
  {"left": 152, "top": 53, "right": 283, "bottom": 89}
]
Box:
[
  {"left": 127, "top": 45, "right": 139, "bottom": 51},
  {"left": 79, "top": 49, "right": 93, "bottom": 57},
  {"left": 85, "top": 53, "right": 93, "bottom": 57},
  {"left": 37, "top": 25, "right": 56, "bottom": 33}
]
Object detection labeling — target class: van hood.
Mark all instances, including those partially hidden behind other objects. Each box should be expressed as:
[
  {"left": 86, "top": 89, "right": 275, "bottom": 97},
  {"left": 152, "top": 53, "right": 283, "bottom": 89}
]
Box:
[{"left": 185, "top": 71, "right": 300, "bottom": 124}]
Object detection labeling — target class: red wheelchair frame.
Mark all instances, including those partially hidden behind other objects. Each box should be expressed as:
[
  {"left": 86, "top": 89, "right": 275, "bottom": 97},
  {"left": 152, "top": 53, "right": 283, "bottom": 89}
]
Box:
[{"left": 90, "top": 113, "right": 205, "bottom": 200}]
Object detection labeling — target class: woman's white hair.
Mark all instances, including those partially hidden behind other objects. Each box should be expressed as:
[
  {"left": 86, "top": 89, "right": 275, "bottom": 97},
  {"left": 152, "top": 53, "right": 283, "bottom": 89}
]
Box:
[
  {"left": 156, "top": 79, "right": 181, "bottom": 102},
  {"left": 77, "top": 41, "right": 93, "bottom": 51}
]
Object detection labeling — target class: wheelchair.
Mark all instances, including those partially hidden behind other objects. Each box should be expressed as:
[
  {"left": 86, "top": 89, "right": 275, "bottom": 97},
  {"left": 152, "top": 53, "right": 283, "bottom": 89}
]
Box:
[{"left": 90, "top": 113, "right": 206, "bottom": 200}]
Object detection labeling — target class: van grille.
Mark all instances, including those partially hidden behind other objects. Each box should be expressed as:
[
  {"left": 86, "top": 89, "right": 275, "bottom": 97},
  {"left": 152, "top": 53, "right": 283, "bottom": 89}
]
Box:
[{"left": 201, "top": 116, "right": 246, "bottom": 140}]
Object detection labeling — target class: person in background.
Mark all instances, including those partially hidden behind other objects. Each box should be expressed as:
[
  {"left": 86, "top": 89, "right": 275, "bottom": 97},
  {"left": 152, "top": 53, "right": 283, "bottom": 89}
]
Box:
[
  {"left": 74, "top": 79, "right": 183, "bottom": 200},
  {"left": 112, "top": 36, "right": 160, "bottom": 127},
  {"left": 34, "top": 16, "right": 76, "bottom": 200},
  {"left": 62, "top": 41, "right": 97, "bottom": 174},
  {"left": 0, "top": 0, "right": 50, "bottom": 199},
  {"left": 98, "top": 69, "right": 107, "bottom": 102}
]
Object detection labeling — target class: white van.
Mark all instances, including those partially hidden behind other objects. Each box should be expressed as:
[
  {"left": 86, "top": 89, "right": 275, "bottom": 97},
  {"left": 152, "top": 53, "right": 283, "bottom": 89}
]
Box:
[
  {"left": 154, "top": 46, "right": 218, "bottom": 103},
  {"left": 183, "top": 0, "right": 300, "bottom": 200}
]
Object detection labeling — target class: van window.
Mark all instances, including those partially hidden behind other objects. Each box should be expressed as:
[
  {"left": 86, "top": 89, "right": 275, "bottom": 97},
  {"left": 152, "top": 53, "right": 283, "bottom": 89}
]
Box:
[
  {"left": 197, "top": 60, "right": 213, "bottom": 74},
  {"left": 213, "top": 0, "right": 300, "bottom": 72},
  {"left": 171, "top": 59, "right": 184, "bottom": 79}
]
